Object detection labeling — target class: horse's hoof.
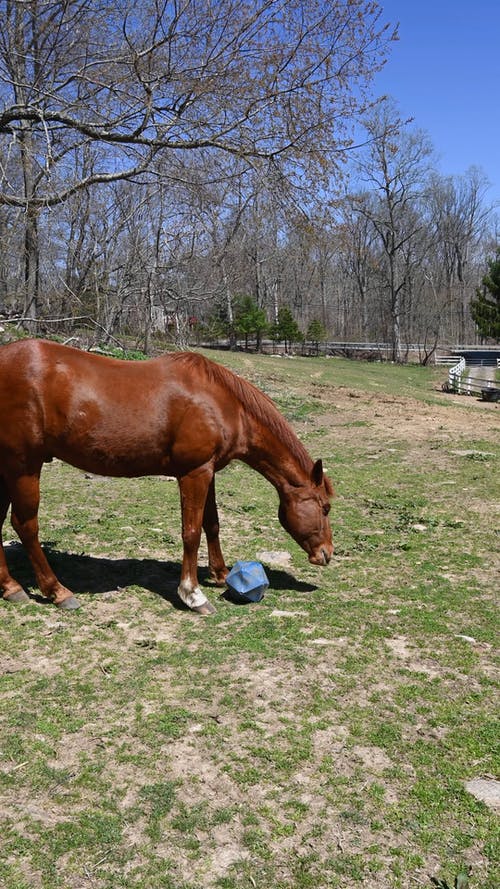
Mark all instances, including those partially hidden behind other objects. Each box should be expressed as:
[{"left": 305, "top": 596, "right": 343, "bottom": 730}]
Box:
[
  {"left": 192, "top": 601, "right": 216, "bottom": 616},
  {"left": 4, "top": 588, "right": 30, "bottom": 603},
  {"left": 56, "top": 596, "right": 81, "bottom": 610},
  {"left": 213, "top": 577, "right": 228, "bottom": 588},
  {"left": 209, "top": 571, "right": 229, "bottom": 587}
]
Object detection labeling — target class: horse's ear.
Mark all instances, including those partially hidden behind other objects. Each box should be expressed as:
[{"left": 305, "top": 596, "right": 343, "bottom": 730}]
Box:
[{"left": 311, "top": 459, "right": 323, "bottom": 487}]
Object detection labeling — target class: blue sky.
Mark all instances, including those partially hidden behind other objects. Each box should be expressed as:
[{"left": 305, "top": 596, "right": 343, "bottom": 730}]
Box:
[{"left": 373, "top": 1, "right": 500, "bottom": 206}]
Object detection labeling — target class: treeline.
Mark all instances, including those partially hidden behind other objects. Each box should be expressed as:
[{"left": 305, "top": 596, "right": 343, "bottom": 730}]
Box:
[{"left": 0, "top": 2, "right": 497, "bottom": 360}]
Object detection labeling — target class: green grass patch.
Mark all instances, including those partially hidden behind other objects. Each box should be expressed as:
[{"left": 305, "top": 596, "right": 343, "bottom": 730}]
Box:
[{"left": 0, "top": 351, "right": 498, "bottom": 888}]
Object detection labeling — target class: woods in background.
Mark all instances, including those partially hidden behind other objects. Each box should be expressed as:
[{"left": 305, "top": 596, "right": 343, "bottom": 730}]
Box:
[{"left": 0, "top": 1, "right": 497, "bottom": 358}]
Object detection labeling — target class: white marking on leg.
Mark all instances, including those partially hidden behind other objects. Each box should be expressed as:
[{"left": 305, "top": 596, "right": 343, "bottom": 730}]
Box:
[{"left": 177, "top": 580, "right": 208, "bottom": 609}]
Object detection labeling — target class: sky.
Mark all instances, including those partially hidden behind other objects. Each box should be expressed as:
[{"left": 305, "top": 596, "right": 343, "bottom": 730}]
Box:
[{"left": 373, "top": 1, "right": 500, "bottom": 206}]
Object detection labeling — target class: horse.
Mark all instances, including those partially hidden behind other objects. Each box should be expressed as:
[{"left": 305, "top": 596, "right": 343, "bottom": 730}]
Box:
[{"left": 0, "top": 339, "right": 333, "bottom": 615}]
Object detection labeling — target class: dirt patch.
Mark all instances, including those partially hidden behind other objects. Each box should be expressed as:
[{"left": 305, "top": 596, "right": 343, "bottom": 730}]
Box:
[
  {"left": 385, "top": 635, "right": 441, "bottom": 678},
  {"left": 465, "top": 778, "right": 500, "bottom": 813},
  {"left": 310, "top": 385, "right": 499, "bottom": 446}
]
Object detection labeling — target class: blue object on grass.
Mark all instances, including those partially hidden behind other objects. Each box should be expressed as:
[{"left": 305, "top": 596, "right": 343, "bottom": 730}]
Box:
[{"left": 225, "top": 560, "right": 269, "bottom": 603}]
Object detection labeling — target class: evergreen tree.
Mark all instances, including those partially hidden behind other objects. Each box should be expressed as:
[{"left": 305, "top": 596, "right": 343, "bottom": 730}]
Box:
[
  {"left": 234, "top": 295, "right": 268, "bottom": 351},
  {"left": 470, "top": 249, "right": 500, "bottom": 341},
  {"left": 306, "top": 319, "right": 328, "bottom": 355},
  {"left": 270, "top": 306, "right": 303, "bottom": 353}
]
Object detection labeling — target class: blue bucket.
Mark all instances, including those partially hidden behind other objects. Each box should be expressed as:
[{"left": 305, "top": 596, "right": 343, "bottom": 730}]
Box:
[{"left": 225, "top": 560, "right": 269, "bottom": 603}]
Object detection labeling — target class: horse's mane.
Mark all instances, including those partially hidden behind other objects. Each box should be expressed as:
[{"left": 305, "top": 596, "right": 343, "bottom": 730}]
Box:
[{"left": 167, "top": 351, "right": 313, "bottom": 474}]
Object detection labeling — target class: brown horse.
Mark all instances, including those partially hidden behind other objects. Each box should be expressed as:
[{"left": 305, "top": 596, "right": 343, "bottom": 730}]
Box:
[{"left": 0, "top": 339, "right": 333, "bottom": 614}]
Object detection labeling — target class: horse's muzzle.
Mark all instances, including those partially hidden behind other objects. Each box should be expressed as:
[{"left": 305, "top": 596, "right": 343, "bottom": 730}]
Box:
[{"left": 309, "top": 547, "right": 332, "bottom": 566}]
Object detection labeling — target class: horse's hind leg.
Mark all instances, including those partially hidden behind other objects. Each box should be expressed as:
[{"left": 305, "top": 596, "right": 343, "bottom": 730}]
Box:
[
  {"left": 203, "top": 478, "right": 228, "bottom": 586},
  {"left": 8, "top": 471, "right": 80, "bottom": 609},
  {"left": 0, "top": 477, "right": 30, "bottom": 602}
]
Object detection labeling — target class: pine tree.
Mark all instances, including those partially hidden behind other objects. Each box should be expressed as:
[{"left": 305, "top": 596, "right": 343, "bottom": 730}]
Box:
[
  {"left": 270, "top": 306, "right": 303, "bottom": 353},
  {"left": 234, "top": 295, "right": 268, "bottom": 351},
  {"left": 470, "top": 249, "right": 500, "bottom": 341},
  {"left": 306, "top": 319, "right": 328, "bottom": 355}
]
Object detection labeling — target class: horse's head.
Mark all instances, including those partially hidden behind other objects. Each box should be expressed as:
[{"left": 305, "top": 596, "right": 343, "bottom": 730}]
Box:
[{"left": 278, "top": 460, "right": 334, "bottom": 566}]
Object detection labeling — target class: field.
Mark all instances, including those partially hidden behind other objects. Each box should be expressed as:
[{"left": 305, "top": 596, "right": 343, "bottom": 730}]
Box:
[{"left": 1, "top": 351, "right": 498, "bottom": 889}]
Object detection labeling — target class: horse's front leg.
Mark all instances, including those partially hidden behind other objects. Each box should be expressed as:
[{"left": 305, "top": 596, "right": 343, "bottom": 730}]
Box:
[
  {"left": 177, "top": 469, "right": 216, "bottom": 615},
  {"left": 203, "top": 478, "right": 228, "bottom": 586}
]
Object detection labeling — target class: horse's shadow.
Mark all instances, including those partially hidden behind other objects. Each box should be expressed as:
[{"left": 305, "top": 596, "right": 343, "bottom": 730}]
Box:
[{"left": 4, "top": 542, "right": 318, "bottom": 608}]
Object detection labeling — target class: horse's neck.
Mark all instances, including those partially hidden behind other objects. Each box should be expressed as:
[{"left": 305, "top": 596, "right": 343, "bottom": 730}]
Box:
[{"left": 242, "top": 418, "right": 308, "bottom": 492}]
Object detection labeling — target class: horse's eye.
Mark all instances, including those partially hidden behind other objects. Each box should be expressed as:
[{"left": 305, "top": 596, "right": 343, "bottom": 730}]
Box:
[{"left": 323, "top": 503, "right": 331, "bottom": 516}]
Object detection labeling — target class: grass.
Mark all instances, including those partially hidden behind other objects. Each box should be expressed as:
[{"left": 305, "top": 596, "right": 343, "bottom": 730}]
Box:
[
  {"left": 201, "top": 348, "right": 447, "bottom": 404},
  {"left": 0, "top": 351, "right": 498, "bottom": 888}
]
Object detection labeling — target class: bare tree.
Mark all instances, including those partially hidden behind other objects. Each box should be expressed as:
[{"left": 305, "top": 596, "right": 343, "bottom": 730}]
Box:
[
  {"left": 337, "top": 195, "right": 380, "bottom": 339},
  {"left": 352, "top": 102, "right": 434, "bottom": 360},
  {"left": 0, "top": 0, "right": 395, "bottom": 323},
  {"left": 426, "top": 168, "right": 492, "bottom": 342}
]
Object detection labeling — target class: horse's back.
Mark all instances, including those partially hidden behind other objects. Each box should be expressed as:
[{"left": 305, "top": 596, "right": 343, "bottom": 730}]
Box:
[{"left": 0, "top": 340, "right": 242, "bottom": 478}]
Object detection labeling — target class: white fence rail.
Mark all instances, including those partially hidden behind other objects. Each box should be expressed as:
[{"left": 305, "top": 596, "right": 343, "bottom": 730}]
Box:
[
  {"left": 435, "top": 356, "right": 460, "bottom": 366},
  {"left": 448, "top": 357, "right": 498, "bottom": 396},
  {"left": 448, "top": 357, "right": 466, "bottom": 392}
]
